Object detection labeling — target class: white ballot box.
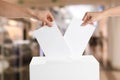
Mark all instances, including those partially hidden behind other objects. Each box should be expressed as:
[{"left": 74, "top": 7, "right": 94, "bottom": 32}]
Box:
[
  {"left": 30, "top": 56, "right": 99, "bottom": 80},
  {"left": 30, "top": 18, "right": 99, "bottom": 80}
]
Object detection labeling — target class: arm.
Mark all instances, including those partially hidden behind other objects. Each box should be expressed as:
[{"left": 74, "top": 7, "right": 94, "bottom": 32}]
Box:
[
  {"left": 0, "top": 0, "right": 31, "bottom": 18},
  {"left": 103, "top": 6, "right": 120, "bottom": 17},
  {"left": 82, "top": 6, "right": 120, "bottom": 26},
  {"left": 0, "top": 0, "right": 54, "bottom": 26}
]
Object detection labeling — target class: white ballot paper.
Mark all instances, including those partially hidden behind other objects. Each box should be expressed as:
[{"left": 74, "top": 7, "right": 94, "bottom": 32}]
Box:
[
  {"left": 33, "top": 19, "right": 96, "bottom": 57},
  {"left": 31, "top": 18, "right": 99, "bottom": 80},
  {"left": 64, "top": 18, "right": 96, "bottom": 57},
  {"left": 33, "top": 22, "right": 71, "bottom": 58}
]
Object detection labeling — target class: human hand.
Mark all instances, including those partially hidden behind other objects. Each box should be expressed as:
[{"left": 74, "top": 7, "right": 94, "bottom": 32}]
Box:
[
  {"left": 81, "top": 12, "right": 104, "bottom": 26},
  {"left": 30, "top": 10, "right": 54, "bottom": 27}
]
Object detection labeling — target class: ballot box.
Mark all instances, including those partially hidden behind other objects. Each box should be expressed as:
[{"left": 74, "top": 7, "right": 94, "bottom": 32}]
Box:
[
  {"left": 30, "top": 18, "right": 99, "bottom": 80},
  {"left": 30, "top": 56, "right": 99, "bottom": 80}
]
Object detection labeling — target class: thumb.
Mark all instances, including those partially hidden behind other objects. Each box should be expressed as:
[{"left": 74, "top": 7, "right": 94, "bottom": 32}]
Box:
[{"left": 45, "top": 19, "right": 52, "bottom": 27}]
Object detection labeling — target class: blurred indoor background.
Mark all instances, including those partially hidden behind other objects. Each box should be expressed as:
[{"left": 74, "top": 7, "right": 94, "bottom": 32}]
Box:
[{"left": 0, "top": 0, "right": 120, "bottom": 80}]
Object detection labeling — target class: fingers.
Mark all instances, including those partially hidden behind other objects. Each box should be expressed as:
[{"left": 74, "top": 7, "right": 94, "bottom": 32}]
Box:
[
  {"left": 89, "top": 22, "right": 94, "bottom": 25},
  {"left": 81, "top": 19, "right": 93, "bottom": 26},
  {"left": 42, "top": 11, "right": 54, "bottom": 27},
  {"left": 45, "top": 18, "right": 52, "bottom": 27},
  {"left": 48, "top": 12, "right": 54, "bottom": 22},
  {"left": 82, "top": 13, "right": 89, "bottom": 26},
  {"left": 46, "top": 11, "right": 54, "bottom": 27},
  {"left": 82, "top": 12, "right": 88, "bottom": 21},
  {"left": 82, "top": 12, "right": 94, "bottom": 26},
  {"left": 41, "top": 18, "right": 52, "bottom": 27},
  {"left": 33, "top": 10, "right": 54, "bottom": 27},
  {"left": 41, "top": 21, "right": 46, "bottom": 26}
]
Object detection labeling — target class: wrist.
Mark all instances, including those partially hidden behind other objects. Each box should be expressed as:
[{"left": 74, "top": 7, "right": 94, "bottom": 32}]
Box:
[
  {"left": 27, "top": 8, "right": 36, "bottom": 18},
  {"left": 101, "top": 11, "right": 107, "bottom": 17},
  {"left": 102, "top": 10, "right": 111, "bottom": 18},
  {"left": 27, "top": 9, "right": 42, "bottom": 20}
]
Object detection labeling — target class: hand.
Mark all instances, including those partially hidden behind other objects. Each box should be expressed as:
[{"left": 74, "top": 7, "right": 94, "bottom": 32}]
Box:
[
  {"left": 81, "top": 12, "right": 104, "bottom": 26},
  {"left": 29, "top": 10, "right": 54, "bottom": 27}
]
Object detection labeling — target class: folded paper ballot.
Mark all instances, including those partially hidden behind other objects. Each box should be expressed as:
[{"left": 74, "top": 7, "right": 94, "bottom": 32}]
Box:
[{"left": 30, "top": 18, "right": 99, "bottom": 80}]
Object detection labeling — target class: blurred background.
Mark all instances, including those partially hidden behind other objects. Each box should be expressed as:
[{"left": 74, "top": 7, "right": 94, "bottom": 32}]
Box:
[{"left": 0, "top": 0, "right": 120, "bottom": 80}]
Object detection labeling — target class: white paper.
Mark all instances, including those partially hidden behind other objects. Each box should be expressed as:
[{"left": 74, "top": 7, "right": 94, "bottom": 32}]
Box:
[
  {"left": 64, "top": 18, "right": 96, "bottom": 57},
  {"left": 30, "top": 56, "right": 99, "bottom": 80},
  {"left": 33, "top": 19, "right": 96, "bottom": 57},
  {"left": 33, "top": 23, "right": 71, "bottom": 57}
]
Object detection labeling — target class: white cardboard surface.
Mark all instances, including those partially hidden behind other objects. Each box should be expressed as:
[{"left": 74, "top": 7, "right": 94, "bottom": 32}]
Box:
[
  {"left": 64, "top": 18, "right": 96, "bottom": 57},
  {"left": 33, "top": 23, "right": 71, "bottom": 57},
  {"left": 30, "top": 56, "right": 99, "bottom": 80}
]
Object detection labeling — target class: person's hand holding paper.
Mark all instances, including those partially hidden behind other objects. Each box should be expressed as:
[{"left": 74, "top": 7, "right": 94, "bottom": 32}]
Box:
[
  {"left": 33, "top": 18, "right": 96, "bottom": 57},
  {"left": 64, "top": 19, "right": 96, "bottom": 57}
]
